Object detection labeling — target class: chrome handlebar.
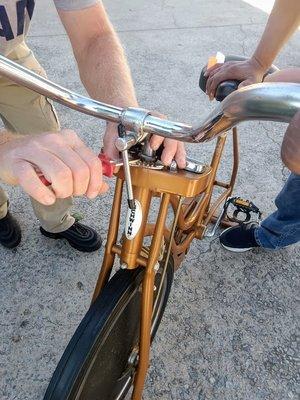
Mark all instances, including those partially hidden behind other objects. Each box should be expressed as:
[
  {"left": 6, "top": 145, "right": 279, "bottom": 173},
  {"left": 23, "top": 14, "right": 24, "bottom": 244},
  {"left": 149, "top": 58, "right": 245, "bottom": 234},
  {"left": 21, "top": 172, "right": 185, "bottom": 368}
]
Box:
[{"left": 0, "top": 55, "right": 299, "bottom": 145}]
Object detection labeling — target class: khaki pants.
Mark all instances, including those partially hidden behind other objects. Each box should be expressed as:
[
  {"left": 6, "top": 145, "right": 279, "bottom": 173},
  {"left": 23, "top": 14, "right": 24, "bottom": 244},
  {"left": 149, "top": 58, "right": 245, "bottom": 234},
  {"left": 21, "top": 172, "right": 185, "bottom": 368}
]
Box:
[{"left": 0, "top": 43, "right": 74, "bottom": 233}]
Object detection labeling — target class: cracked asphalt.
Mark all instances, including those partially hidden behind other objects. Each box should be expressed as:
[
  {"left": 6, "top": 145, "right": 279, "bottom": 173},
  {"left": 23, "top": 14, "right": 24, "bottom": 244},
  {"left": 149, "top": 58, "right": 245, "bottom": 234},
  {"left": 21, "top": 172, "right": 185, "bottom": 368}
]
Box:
[{"left": 0, "top": 1, "right": 299, "bottom": 400}]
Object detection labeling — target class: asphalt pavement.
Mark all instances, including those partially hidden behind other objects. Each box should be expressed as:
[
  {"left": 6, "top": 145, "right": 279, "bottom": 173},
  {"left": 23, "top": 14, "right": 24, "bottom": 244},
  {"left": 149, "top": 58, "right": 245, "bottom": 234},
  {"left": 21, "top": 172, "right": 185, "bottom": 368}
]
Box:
[{"left": 0, "top": 1, "right": 299, "bottom": 399}]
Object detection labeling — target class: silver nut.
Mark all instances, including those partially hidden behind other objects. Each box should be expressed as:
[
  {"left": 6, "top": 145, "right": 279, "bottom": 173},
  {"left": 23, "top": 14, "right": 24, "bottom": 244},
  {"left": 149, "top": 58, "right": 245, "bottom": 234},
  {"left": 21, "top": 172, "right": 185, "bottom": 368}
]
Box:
[
  {"left": 115, "top": 134, "right": 137, "bottom": 151},
  {"left": 154, "top": 262, "right": 160, "bottom": 272},
  {"left": 115, "top": 137, "right": 127, "bottom": 151},
  {"left": 169, "top": 160, "right": 177, "bottom": 171}
]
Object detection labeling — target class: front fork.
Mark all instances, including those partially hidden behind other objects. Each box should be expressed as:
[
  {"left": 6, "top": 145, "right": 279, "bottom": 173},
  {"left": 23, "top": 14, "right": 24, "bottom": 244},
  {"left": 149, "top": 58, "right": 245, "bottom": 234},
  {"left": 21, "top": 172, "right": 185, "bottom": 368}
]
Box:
[
  {"left": 132, "top": 193, "right": 171, "bottom": 400},
  {"left": 91, "top": 128, "right": 240, "bottom": 399},
  {"left": 91, "top": 179, "right": 172, "bottom": 400}
]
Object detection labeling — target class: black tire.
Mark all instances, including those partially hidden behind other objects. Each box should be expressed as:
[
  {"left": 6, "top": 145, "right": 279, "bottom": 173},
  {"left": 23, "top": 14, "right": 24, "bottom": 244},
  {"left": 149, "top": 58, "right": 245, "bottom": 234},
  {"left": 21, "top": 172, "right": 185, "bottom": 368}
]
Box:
[{"left": 44, "top": 258, "right": 174, "bottom": 400}]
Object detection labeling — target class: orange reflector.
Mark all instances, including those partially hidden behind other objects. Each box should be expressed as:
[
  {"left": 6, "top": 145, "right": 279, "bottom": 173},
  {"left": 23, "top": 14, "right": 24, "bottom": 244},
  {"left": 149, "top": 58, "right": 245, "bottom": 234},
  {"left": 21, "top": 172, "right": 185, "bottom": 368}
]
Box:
[
  {"left": 207, "top": 52, "right": 225, "bottom": 69},
  {"left": 207, "top": 56, "right": 217, "bottom": 69}
]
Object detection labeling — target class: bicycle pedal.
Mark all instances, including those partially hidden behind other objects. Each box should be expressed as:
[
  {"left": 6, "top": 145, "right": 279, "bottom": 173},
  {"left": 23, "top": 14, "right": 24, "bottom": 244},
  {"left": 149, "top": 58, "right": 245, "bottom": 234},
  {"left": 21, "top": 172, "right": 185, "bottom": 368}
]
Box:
[{"left": 225, "top": 196, "right": 262, "bottom": 224}]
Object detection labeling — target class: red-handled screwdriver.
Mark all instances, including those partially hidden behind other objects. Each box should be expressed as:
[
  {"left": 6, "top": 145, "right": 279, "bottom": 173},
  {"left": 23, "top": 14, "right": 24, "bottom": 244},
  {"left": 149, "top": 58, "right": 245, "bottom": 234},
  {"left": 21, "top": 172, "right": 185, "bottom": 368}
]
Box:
[
  {"left": 38, "top": 153, "right": 140, "bottom": 186},
  {"left": 39, "top": 153, "right": 117, "bottom": 186}
]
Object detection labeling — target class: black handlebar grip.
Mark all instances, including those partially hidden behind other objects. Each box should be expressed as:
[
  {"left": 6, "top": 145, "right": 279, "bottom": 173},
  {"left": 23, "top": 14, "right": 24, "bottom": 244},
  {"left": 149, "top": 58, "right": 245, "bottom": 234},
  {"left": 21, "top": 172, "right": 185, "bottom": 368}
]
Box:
[
  {"left": 199, "top": 54, "right": 279, "bottom": 102},
  {"left": 199, "top": 66, "right": 240, "bottom": 101}
]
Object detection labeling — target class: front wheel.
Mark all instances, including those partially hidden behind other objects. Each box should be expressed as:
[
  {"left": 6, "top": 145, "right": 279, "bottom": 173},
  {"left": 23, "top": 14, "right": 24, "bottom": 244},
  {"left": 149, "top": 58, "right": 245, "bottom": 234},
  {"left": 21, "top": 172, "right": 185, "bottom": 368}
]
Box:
[{"left": 44, "top": 258, "right": 174, "bottom": 400}]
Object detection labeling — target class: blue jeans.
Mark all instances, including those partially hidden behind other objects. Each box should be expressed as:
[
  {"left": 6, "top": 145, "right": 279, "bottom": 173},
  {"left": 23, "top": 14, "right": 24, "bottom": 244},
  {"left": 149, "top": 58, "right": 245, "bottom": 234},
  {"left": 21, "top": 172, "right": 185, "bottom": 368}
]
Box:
[{"left": 255, "top": 173, "right": 300, "bottom": 249}]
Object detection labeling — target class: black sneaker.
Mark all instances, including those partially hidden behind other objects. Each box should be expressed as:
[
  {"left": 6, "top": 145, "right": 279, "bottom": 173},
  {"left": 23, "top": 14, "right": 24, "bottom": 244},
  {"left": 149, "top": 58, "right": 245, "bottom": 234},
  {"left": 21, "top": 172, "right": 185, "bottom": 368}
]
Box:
[
  {"left": 0, "top": 212, "right": 22, "bottom": 249},
  {"left": 40, "top": 221, "right": 102, "bottom": 253},
  {"left": 219, "top": 222, "right": 260, "bottom": 252}
]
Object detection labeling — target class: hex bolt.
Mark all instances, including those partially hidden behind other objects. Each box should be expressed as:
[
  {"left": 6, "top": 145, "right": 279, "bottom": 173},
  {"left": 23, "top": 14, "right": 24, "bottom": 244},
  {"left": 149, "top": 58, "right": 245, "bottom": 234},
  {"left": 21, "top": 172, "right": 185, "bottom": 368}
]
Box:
[{"left": 154, "top": 262, "right": 160, "bottom": 272}]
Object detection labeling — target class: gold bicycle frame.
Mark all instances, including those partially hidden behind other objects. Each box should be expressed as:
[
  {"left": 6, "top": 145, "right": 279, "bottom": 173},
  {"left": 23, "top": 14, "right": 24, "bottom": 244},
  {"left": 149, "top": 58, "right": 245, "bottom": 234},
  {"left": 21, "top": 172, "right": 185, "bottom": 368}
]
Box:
[
  {"left": 92, "top": 127, "right": 239, "bottom": 400},
  {"left": 0, "top": 55, "right": 298, "bottom": 400}
]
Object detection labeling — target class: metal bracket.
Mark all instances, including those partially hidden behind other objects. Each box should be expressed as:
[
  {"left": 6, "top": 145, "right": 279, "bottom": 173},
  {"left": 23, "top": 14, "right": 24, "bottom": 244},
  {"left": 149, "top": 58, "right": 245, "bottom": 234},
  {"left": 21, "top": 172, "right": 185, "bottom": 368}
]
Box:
[
  {"left": 169, "top": 157, "right": 206, "bottom": 174},
  {"left": 120, "top": 107, "right": 151, "bottom": 143}
]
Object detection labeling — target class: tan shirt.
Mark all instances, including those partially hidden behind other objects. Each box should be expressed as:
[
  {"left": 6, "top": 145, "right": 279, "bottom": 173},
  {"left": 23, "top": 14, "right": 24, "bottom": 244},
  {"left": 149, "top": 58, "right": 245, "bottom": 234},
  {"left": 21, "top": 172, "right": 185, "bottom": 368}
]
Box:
[{"left": 0, "top": 0, "right": 99, "bottom": 56}]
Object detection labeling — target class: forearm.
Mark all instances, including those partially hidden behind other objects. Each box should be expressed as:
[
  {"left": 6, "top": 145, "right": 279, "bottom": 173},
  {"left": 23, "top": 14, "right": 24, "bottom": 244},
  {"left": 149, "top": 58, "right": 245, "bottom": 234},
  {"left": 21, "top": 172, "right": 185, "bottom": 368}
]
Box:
[
  {"left": 281, "top": 111, "right": 300, "bottom": 175},
  {"left": 252, "top": 0, "right": 300, "bottom": 69},
  {"left": 76, "top": 29, "right": 138, "bottom": 110},
  {"left": 264, "top": 68, "right": 300, "bottom": 83}
]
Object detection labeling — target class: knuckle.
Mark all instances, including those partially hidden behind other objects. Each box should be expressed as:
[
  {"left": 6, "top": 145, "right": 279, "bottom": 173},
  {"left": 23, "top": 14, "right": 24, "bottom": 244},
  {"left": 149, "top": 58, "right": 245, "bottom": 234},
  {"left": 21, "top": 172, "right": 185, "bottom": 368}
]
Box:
[
  {"left": 74, "top": 164, "right": 90, "bottom": 181},
  {"left": 89, "top": 156, "right": 101, "bottom": 171},
  {"left": 62, "top": 129, "right": 78, "bottom": 142},
  {"left": 26, "top": 138, "right": 40, "bottom": 150},
  {"left": 44, "top": 133, "right": 62, "bottom": 145},
  {"left": 56, "top": 167, "right": 72, "bottom": 183},
  {"left": 16, "top": 165, "right": 31, "bottom": 181},
  {"left": 22, "top": 141, "right": 39, "bottom": 158}
]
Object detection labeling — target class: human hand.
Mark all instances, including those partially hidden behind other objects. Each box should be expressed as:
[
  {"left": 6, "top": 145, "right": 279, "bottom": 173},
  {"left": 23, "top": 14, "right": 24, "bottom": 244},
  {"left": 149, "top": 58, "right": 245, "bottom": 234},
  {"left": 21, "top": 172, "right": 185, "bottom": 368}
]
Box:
[
  {"left": 205, "top": 57, "right": 267, "bottom": 100},
  {"left": 0, "top": 129, "right": 108, "bottom": 205},
  {"left": 103, "top": 117, "right": 186, "bottom": 169},
  {"left": 148, "top": 112, "right": 186, "bottom": 169},
  {"left": 149, "top": 135, "right": 186, "bottom": 169}
]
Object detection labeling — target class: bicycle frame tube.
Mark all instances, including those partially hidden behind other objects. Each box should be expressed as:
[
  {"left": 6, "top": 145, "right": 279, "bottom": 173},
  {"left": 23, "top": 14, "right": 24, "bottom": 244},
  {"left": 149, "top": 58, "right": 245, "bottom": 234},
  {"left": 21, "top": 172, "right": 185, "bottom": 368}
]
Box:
[
  {"left": 91, "top": 132, "right": 236, "bottom": 398},
  {"left": 0, "top": 55, "right": 299, "bottom": 144},
  {"left": 2, "top": 54, "right": 297, "bottom": 400}
]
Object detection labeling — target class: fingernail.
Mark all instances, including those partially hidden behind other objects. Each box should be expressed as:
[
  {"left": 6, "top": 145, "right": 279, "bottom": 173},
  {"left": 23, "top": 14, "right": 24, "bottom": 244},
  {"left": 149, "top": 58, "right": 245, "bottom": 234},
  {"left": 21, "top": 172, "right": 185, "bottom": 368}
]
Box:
[
  {"left": 151, "top": 143, "right": 159, "bottom": 151},
  {"left": 43, "top": 196, "right": 55, "bottom": 205},
  {"left": 100, "top": 183, "right": 109, "bottom": 193},
  {"left": 88, "top": 192, "right": 98, "bottom": 199},
  {"left": 204, "top": 71, "right": 208, "bottom": 77}
]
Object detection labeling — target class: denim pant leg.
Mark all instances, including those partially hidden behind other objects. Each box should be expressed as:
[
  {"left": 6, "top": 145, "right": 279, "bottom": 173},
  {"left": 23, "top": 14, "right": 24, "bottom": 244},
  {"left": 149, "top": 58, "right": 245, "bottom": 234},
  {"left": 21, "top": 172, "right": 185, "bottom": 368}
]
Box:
[{"left": 255, "top": 173, "right": 300, "bottom": 249}]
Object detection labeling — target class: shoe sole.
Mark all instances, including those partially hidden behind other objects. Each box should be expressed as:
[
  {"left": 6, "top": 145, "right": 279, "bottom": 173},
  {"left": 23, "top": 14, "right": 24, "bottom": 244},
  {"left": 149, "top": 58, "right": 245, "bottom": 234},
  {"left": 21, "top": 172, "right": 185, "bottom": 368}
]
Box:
[
  {"left": 221, "top": 243, "right": 254, "bottom": 253},
  {"left": 0, "top": 235, "right": 21, "bottom": 249}
]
